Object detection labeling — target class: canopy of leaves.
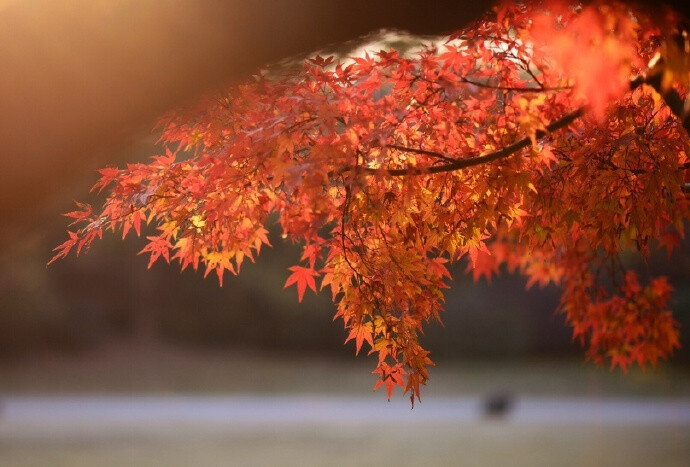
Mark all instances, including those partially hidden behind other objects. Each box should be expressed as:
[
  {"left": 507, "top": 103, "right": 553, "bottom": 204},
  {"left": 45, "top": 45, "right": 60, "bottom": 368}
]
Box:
[{"left": 52, "top": 1, "right": 690, "bottom": 405}]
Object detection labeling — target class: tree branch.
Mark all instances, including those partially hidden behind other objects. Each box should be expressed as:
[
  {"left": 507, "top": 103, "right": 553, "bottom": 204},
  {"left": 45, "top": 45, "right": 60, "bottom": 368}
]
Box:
[
  {"left": 630, "top": 57, "right": 690, "bottom": 132},
  {"left": 461, "top": 77, "right": 573, "bottom": 93},
  {"left": 385, "top": 144, "right": 458, "bottom": 163},
  {"left": 358, "top": 108, "right": 584, "bottom": 177}
]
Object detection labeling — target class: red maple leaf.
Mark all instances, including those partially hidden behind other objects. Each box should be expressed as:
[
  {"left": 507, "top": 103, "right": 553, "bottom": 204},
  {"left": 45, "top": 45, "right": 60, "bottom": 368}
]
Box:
[
  {"left": 345, "top": 321, "right": 374, "bottom": 355},
  {"left": 373, "top": 363, "right": 406, "bottom": 401},
  {"left": 284, "top": 266, "right": 318, "bottom": 302}
]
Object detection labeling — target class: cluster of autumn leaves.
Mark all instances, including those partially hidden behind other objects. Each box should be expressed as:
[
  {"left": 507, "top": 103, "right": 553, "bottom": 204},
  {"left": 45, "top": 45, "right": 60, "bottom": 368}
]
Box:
[{"left": 52, "top": 1, "right": 689, "bottom": 404}]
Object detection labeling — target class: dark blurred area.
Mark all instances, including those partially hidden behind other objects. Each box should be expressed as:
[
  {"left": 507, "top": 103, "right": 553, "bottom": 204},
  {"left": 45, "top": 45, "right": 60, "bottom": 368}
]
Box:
[
  {"left": 0, "top": 0, "right": 689, "bottom": 364},
  {"left": 6, "top": 198, "right": 690, "bottom": 361}
]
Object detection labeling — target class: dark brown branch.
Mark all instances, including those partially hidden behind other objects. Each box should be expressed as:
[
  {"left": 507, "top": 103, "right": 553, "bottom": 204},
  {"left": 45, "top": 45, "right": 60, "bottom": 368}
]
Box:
[
  {"left": 359, "top": 108, "right": 584, "bottom": 177},
  {"left": 386, "top": 144, "right": 458, "bottom": 163},
  {"left": 630, "top": 57, "right": 690, "bottom": 132},
  {"left": 460, "top": 78, "right": 573, "bottom": 93}
]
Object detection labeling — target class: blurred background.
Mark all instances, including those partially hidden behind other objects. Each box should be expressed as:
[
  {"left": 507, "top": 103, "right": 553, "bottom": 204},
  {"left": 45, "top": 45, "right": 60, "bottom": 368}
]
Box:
[{"left": 1, "top": 1, "right": 689, "bottom": 466}]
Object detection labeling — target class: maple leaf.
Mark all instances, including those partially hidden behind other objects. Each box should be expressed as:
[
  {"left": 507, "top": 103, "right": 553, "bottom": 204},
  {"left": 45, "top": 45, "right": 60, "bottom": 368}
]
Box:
[
  {"left": 466, "top": 246, "right": 499, "bottom": 283},
  {"left": 657, "top": 232, "right": 681, "bottom": 259},
  {"left": 284, "top": 266, "right": 318, "bottom": 302},
  {"left": 121, "top": 210, "right": 144, "bottom": 239},
  {"left": 531, "top": 5, "right": 635, "bottom": 119},
  {"left": 427, "top": 257, "right": 452, "bottom": 286},
  {"left": 139, "top": 236, "right": 173, "bottom": 269},
  {"left": 345, "top": 321, "right": 375, "bottom": 356},
  {"left": 63, "top": 202, "right": 93, "bottom": 225},
  {"left": 300, "top": 242, "right": 323, "bottom": 269},
  {"left": 91, "top": 167, "right": 120, "bottom": 193},
  {"left": 151, "top": 147, "right": 177, "bottom": 168},
  {"left": 534, "top": 144, "right": 558, "bottom": 171},
  {"left": 373, "top": 363, "right": 406, "bottom": 401},
  {"left": 48, "top": 231, "right": 80, "bottom": 265},
  {"left": 202, "top": 251, "right": 237, "bottom": 287},
  {"left": 467, "top": 241, "right": 491, "bottom": 270}
]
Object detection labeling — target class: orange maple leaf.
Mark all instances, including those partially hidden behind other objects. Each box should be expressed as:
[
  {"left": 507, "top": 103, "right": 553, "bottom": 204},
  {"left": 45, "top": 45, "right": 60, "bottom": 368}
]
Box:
[
  {"left": 345, "top": 321, "right": 374, "bottom": 355},
  {"left": 373, "top": 363, "right": 406, "bottom": 401},
  {"left": 284, "top": 266, "right": 318, "bottom": 302}
]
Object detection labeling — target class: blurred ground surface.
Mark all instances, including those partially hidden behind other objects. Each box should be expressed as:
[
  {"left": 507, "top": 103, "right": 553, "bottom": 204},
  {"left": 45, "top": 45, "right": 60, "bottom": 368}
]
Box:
[
  {"left": 0, "top": 343, "right": 688, "bottom": 466},
  {"left": 1, "top": 341, "right": 689, "bottom": 397},
  {"left": 0, "top": 417, "right": 688, "bottom": 467}
]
